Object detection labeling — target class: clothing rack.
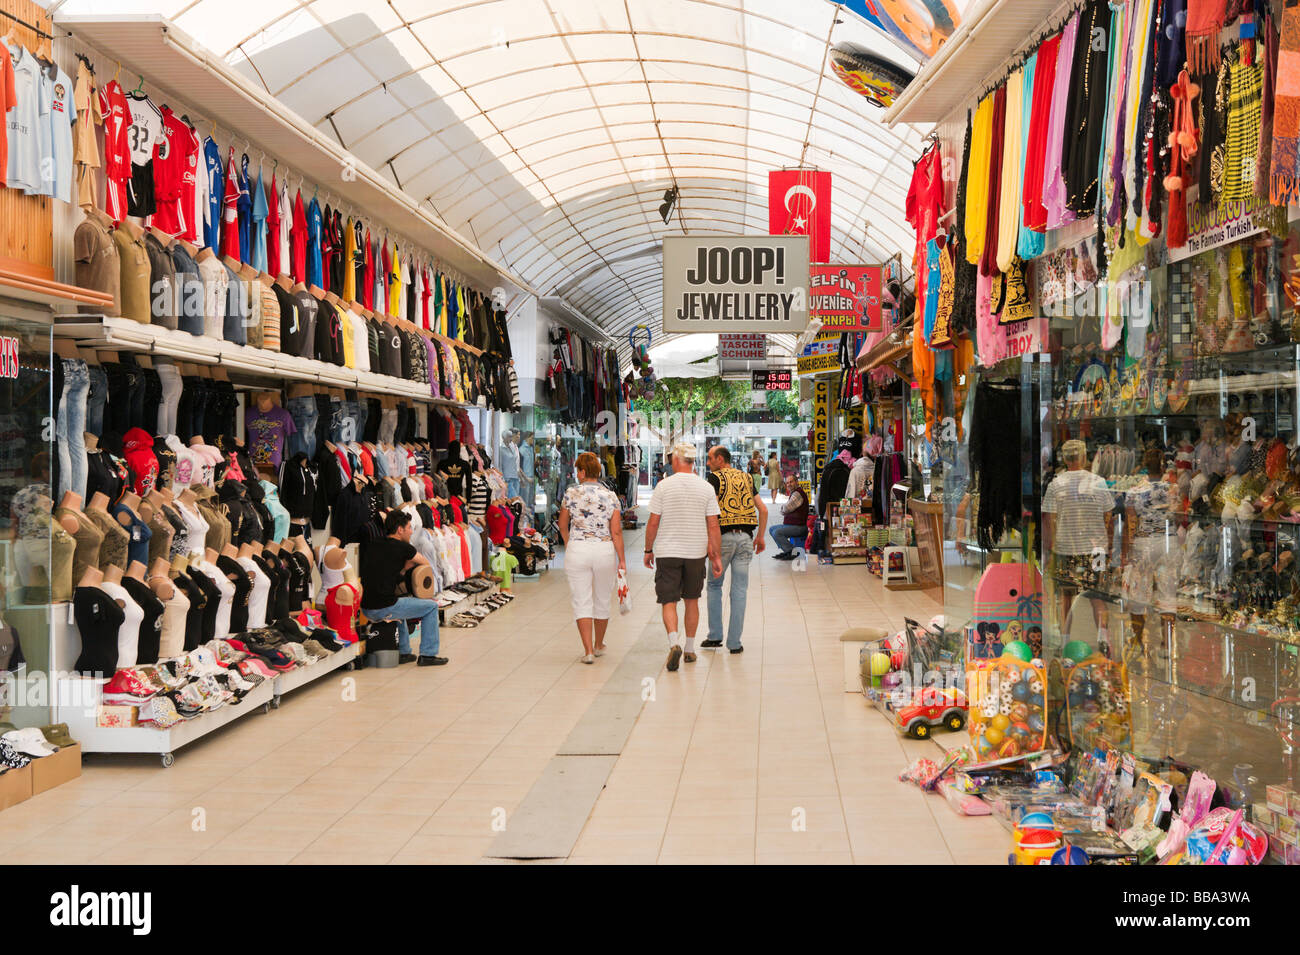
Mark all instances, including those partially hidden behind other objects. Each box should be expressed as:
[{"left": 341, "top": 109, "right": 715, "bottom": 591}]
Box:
[{"left": 0, "top": 8, "right": 52, "bottom": 41}]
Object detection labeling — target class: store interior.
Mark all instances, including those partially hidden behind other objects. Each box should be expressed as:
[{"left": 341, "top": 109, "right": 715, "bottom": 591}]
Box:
[{"left": 1, "top": 0, "right": 1299, "bottom": 870}]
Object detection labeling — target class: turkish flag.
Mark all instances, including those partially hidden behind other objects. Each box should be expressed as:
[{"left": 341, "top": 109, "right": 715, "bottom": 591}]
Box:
[{"left": 769, "top": 169, "right": 832, "bottom": 263}]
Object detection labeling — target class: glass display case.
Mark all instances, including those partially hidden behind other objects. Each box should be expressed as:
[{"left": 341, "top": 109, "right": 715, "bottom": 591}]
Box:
[{"left": 1040, "top": 222, "right": 1300, "bottom": 791}]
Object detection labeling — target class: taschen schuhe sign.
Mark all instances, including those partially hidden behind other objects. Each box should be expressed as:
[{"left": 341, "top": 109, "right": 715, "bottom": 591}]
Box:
[{"left": 663, "top": 235, "right": 810, "bottom": 334}]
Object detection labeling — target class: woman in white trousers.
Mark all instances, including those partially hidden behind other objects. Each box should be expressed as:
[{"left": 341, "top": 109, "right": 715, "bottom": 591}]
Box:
[{"left": 559, "top": 452, "right": 626, "bottom": 664}]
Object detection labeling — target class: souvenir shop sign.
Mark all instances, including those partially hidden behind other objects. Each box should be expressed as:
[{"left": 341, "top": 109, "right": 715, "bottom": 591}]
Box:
[
  {"left": 811, "top": 264, "right": 883, "bottom": 331},
  {"left": 1167, "top": 193, "right": 1274, "bottom": 263},
  {"left": 664, "top": 236, "right": 810, "bottom": 333},
  {"left": 718, "top": 334, "right": 767, "bottom": 361},
  {"left": 797, "top": 331, "right": 840, "bottom": 377}
]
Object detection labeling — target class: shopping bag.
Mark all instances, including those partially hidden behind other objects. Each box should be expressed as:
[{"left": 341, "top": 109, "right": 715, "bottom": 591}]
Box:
[{"left": 616, "top": 568, "right": 632, "bottom": 614}]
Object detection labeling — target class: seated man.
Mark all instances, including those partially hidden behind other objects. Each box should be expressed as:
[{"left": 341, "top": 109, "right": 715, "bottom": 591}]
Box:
[
  {"left": 768, "top": 473, "right": 810, "bottom": 560},
  {"left": 360, "top": 510, "right": 447, "bottom": 666}
]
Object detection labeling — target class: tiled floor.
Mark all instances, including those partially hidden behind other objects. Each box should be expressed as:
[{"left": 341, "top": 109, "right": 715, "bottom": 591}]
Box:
[{"left": 5, "top": 532, "right": 1006, "bottom": 864}]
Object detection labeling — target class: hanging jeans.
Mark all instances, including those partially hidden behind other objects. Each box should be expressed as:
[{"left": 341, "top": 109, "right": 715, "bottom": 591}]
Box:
[
  {"left": 156, "top": 363, "right": 183, "bottom": 435},
  {"left": 706, "top": 531, "right": 753, "bottom": 650},
  {"left": 379, "top": 407, "right": 398, "bottom": 444},
  {"left": 286, "top": 395, "right": 319, "bottom": 460},
  {"left": 57, "top": 359, "right": 90, "bottom": 501},
  {"left": 85, "top": 364, "right": 108, "bottom": 438}
]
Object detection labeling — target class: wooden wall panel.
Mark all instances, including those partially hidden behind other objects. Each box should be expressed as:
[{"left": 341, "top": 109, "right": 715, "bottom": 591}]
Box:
[{"left": 0, "top": 0, "right": 54, "bottom": 280}]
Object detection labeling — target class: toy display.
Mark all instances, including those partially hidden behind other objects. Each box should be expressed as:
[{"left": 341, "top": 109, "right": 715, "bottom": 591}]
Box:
[
  {"left": 968, "top": 655, "right": 1050, "bottom": 761},
  {"left": 893, "top": 686, "right": 966, "bottom": 739},
  {"left": 1008, "top": 813, "right": 1062, "bottom": 865},
  {"left": 1051, "top": 652, "right": 1132, "bottom": 752}
]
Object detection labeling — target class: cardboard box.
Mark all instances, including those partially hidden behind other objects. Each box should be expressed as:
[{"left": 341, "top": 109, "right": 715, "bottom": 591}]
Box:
[
  {"left": 97, "top": 704, "right": 138, "bottom": 728},
  {"left": 1252, "top": 804, "right": 1276, "bottom": 832},
  {"left": 1266, "top": 784, "right": 1294, "bottom": 814},
  {"left": 31, "top": 743, "right": 80, "bottom": 795},
  {"left": 1289, "top": 790, "right": 1300, "bottom": 818},
  {"left": 0, "top": 764, "right": 33, "bottom": 811}
]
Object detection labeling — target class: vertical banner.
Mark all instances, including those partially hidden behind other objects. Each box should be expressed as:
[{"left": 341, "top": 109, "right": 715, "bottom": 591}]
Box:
[
  {"left": 812, "top": 377, "right": 830, "bottom": 489},
  {"left": 769, "top": 169, "right": 832, "bottom": 263}
]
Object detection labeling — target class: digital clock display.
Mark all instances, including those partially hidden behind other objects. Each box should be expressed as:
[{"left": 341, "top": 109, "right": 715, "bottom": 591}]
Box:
[{"left": 752, "top": 369, "right": 792, "bottom": 391}]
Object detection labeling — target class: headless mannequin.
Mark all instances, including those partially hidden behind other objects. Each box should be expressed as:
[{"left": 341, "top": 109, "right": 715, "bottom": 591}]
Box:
[
  {"left": 169, "top": 554, "right": 189, "bottom": 576},
  {"left": 58, "top": 490, "right": 83, "bottom": 535},
  {"left": 264, "top": 540, "right": 280, "bottom": 555},
  {"left": 88, "top": 492, "right": 111, "bottom": 515},
  {"left": 103, "top": 564, "right": 124, "bottom": 586},
  {"left": 237, "top": 542, "right": 258, "bottom": 560},
  {"left": 178, "top": 487, "right": 199, "bottom": 508},
  {"left": 220, "top": 543, "right": 238, "bottom": 560},
  {"left": 125, "top": 560, "right": 147, "bottom": 582},
  {"left": 204, "top": 547, "right": 220, "bottom": 565},
  {"left": 147, "top": 557, "right": 174, "bottom": 601},
  {"left": 117, "top": 491, "right": 146, "bottom": 528},
  {"left": 78, "top": 566, "right": 104, "bottom": 589}
]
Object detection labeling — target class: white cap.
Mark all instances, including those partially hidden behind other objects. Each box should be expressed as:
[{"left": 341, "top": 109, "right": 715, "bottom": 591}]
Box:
[
  {"left": 2, "top": 727, "right": 58, "bottom": 757},
  {"left": 672, "top": 442, "right": 697, "bottom": 461}
]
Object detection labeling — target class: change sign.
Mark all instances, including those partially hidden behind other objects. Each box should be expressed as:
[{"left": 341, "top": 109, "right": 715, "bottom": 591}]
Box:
[{"left": 663, "top": 235, "right": 810, "bottom": 334}]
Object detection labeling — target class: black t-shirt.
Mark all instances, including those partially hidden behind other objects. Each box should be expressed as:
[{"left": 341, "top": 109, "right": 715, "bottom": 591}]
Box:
[
  {"left": 73, "top": 586, "right": 126, "bottom": 676},
  {"left": 315, "top": 300, "right": 342, "bottom": 365},
  {"left": 440, "top": 459, "right": 467, "bottom": 498},
  {"left": 170, "top": 572, "right": 204, "bottom": 652},
  {"left": 217, "top": 555, "right": 252, "bottom": 633},
  {"left": 367, "top": 318, "right": 382, "bottom": 370},
  {"left": 383, "top": 324, "right": 404, "bottom": 378},
  {"left": 288, "top": 291, "right": 319, "bottom": 359},
  {"left": 122, "top": 577, "right": 166, "bottom": 665},
  {"left": 186, "top": 568, "right": 222, "bottom": 644},
  {"left": 360, "top": 537, "right": 416, "bottom": 610},
  {"left": 273, "top": 283, "right": 300, "bottom": 351}
]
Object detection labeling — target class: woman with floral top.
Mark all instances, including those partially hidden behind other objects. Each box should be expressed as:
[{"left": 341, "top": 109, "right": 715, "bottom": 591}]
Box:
[{"left": 559, "top": 452, "right": 626, "bottom": 664}]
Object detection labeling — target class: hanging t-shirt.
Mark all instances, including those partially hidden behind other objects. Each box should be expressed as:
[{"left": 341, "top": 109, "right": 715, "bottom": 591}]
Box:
[
  {"left": 201, "top": 135, "right": 222, "bottom": 250},
  {"left": 151, "top": 105, "right": 190, "bottom": 236},
  {"left": 490, "top": 550, "right": 519, "bottom": 589},
  {"left": 236, "top": 154, "right": 252, "bottom": 263},
  {"left": 5, "top": 44, "right": 44, "bottom": 195},
  {"left": 290, "top": 190, "right": 308, "bottom": 284},
  {"left": 306, "top": 196, "right": 324, "bottom": 288},
  {"left": 0, "top": 45, "right": 16, "bottom": 189},
  {"left": 123, "top": 90, "right": 162, "bottom": 216},
  {"left": 44, "top": 63, "right": 75, "bottom": 202},
  {"left": 245, "top": 405, "right": 297, "bottom": 473},
  {"left": 250, "top": 168, "right": 268, "bottom": 272},
  {"left": 220, "top": 148, "right": 241, "bottom": 259},
  {"left": 184, "top": 119, "right": 204, "bottom": 244},
  {"left": 278, "top": 177, "right": 292, "bottom": 276},
  {"left": 266, "top": 173, "right": 281, "bottom": 275}
]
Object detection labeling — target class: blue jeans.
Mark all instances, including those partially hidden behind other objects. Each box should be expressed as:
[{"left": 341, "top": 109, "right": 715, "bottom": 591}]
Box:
[
  {"left": 286, "top": 395, "right": 318, "bottom": 459},
  {"left": 57, "top": 359, "right": 89, "bottom": 501},
  {"left": 367, "top": 596, "right": 441, "bottom": 656},
  {"left": 707, "top": 532, "right": 753, "bottom": 650},
  {"left": 85, "top": 364, "right": 107, "bottom": 438},
  {"left": 770, "top": 523, "right": 806, "bottom": 555},
  {"left": 506, "top": 477, "right": 520, "bottom": 499}
]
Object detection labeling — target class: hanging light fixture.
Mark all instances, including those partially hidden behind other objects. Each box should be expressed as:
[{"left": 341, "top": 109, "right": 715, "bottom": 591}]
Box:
[{"left": 658, "top": 185, "right": 679, "bottom": 224}]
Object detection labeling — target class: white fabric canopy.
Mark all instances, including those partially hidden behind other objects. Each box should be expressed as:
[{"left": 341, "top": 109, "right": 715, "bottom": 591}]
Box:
[{"left": 51, "top": 0, "right": 932, "bottom": 347}]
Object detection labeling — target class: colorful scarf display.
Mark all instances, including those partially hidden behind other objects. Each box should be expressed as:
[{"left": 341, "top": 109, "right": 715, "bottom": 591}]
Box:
[{"left": 1270, "top": 2, "right": 1300, "bottom": 205}]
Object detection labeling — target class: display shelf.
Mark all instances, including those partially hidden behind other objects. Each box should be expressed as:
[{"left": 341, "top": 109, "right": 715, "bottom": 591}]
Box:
[
  {"left": 271, "top": 642, "right": 360, "bottom": 704},
  {"left": 53, "top": 315, "right": 460, "bottom": 406},
  {"left": 54, "top": 675, "right": 274, "bottom": 766}
]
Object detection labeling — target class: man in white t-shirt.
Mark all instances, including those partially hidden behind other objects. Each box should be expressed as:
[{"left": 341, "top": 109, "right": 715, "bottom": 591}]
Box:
[{"left": 644, "top": 442, "right": 722, "bottom": 672}]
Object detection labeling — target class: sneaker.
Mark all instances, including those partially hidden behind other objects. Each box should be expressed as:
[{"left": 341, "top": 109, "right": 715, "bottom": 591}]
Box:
[
  {"left": 666, "top": 645, "right": 682, "bottom": 672},
  {"left": 581, "top": 654, "right": 595, "bottom": 664},
  {"left": 417, "top": 656, "right": 448, "bottom": 666},
  {"left": 398, "top": 653, "right": 417, "bottom": 664},
  {"left": 773, "top": 552, "right": 796, "bottom": 561},
  {"left": 729, "top": 646, "right": 745, "bottom": 654},
  {"left": 700, "top": 639, "right": 723, "bottom": 648}
]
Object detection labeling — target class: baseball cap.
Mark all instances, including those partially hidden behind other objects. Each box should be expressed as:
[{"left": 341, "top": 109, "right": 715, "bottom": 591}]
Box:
[
  {"left": 2, "top": 727, "right": 58, "bottom": 757},
  {"left": 40, "top": 723, "right": 76, "bottom": 748},
  {"left": 672, "top": 442, "right": 697, "bottom": 461}
]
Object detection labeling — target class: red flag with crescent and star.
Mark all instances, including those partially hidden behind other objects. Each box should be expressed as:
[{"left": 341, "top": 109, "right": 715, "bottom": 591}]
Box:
[{"left": 768, "top": 169, "right": 832, "bottom": 263}]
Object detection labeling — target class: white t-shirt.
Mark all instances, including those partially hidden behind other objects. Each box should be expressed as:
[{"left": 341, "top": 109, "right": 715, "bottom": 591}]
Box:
[
  {"left": 648, "top": 471, "right": 719, "bottom": 559},
  {"left": 45, "top": 65, "right": 74, "bottom": 202},
  {"left": 1042, "top": 469, "right": 1114, "bottom": 556},
  {"left": 125, "top": 92, "right": 162, "bottom": 166},
  {"left": 5, "top": 44, "right": 45, "bottom": 194}
]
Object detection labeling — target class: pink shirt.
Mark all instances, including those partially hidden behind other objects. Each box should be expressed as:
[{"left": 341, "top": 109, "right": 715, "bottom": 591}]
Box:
[{"left": 1042, "top": 12, "right": 1079, "bottom": 229}]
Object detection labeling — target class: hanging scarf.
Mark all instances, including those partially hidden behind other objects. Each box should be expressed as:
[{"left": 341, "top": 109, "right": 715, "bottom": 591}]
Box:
[
  {"left": 964, "top": 94, "right": 994, "bottom": 267},
  {"left": 1270, "top": 2, "right": 1300, "bottom": 205},
  {"left": 1043, "top": 13, "right": 1080, "bottom": 228},
  {"left": 1104, "top": 0, "right": 1135, "bottom": 228},
  {"left": 1223, "top": 46, "right": 1264, "bottom": 201},
  {"left": 1016, "top": 53, "right": 1046, "bottom": 260},
  {"left": 1256, "top": 8, "right": 1278, "bottom": 199},
  {"left": 997, "top": 67, "right": 1025, "bottom": 274},
  {"left": 1186, "top": 0, "right": 1228, "bottom": 74},
  {"left": 1023, "top": 33, "right": 1061, "bottom": 236},
  {"left": 981, "top": 83, "right": 1007, "bottom": 277},
  {"left": 953, "top": 108, "right": 978, "bottom": 335}
]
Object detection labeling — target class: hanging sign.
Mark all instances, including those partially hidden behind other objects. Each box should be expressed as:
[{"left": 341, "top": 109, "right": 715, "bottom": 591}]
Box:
[
  {"left": 769, "top": 169, "right": 832, "bottom": 263},
  {"left": 812, "top": 377, "right": 831, "bottom": 487},
  {"left": 752, "top": 369, "right": 793, "bottom": 391},
  {"left": 811, "top": 264, "right": 883, "bottom": 331},
  {"left": 1167, "top": 193, "right": 1275, "bottom": 262},
  {"left": 663, "top": 236, "right": 810, "bottom": 333},
  {"left": 797, "top": 330, "right": 840, "bottom": 377},
  {"left": 719, "top": 334, "right": 767, "bottom": 361}
]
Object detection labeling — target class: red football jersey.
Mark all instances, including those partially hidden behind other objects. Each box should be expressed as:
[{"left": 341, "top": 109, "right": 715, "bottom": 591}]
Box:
[
  {"left": 97, "top": 80, "right": 132, "bottom": 221},
  {"left": 266, "top": 174, "right": 281, "bottom": 276},
  {"left": 220, "top": 148, "right": 242, "bottom": 260},
  {"left": 290, "top": 190, "right": 308, "bottom": 284},
  {"left": 151, "top": 106, "right": 193, "bottom": 237}
]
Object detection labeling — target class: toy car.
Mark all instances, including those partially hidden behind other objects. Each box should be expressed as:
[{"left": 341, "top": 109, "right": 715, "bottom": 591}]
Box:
[{"left": 892, "top": 686, "right": 967, "bottom": 739}]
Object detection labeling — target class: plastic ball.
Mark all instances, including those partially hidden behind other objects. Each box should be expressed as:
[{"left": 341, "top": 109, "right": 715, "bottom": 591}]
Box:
[
  {"left": 1028, "top": 694, "right": 1044, "bottom": 707},
  {"left": 997, "top": 739, "right": 1020, "bottom": 758},
  {"left": 990, "top": 714, "right": 1011, "bottom": 732},
  {"left": 1019, "top": 812, "right": 1054, "bottom": 829},
  {"left": 1051, "top": 845, "right": 1090, "bottom": 865},
  {"left": 985, "top": 727, "right": 1005, "bottom": 746},
  {"left": 1011, "top": 721, "right": 1031, "bottom": 737},
  {"left": 1004, "top": 669, "right": 1022, "bottom": 684},
  {"left": 869, "top": 652, "right": 892, "bottom": 677},
  {"left": 977, "top": 734, "right": 994, "bottom": 754},
  {"left": 1029, "top": 678, "right": 1044, "bottom": 694},
  {"left": 1002, "top": 641, "right": 1033, "bottom": 662},
  {"left": 1028, "top": 713, "right": 1046, "bottom": 732},
  {"left": 890, "top": 651, "right": 906, "bottom": 670},
  {"left": 1063, "top": 640, "right": 1093, "bottom": 664},
  {"left": 980, "top": 697, "right": 999, "bottom": 718},
  {"left": 999, "top": 700, "right": 1013, "bottom": 716},
  {"left": 1012, "top": 682, "right": 1031, "bottom": 702},
  {"left": 1009, "top": 704, "right": 1029, "bottom": 722}
]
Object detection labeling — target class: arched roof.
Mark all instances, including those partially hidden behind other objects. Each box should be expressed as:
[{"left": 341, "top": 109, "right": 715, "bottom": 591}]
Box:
[{"left": 52, "top": 0, "right": 932, "bottom": 343}]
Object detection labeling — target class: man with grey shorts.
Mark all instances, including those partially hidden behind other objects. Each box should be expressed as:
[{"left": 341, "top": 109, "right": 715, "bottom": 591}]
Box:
[{"left": 643, "top": 443, "right": 722, "bottom": 672}]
